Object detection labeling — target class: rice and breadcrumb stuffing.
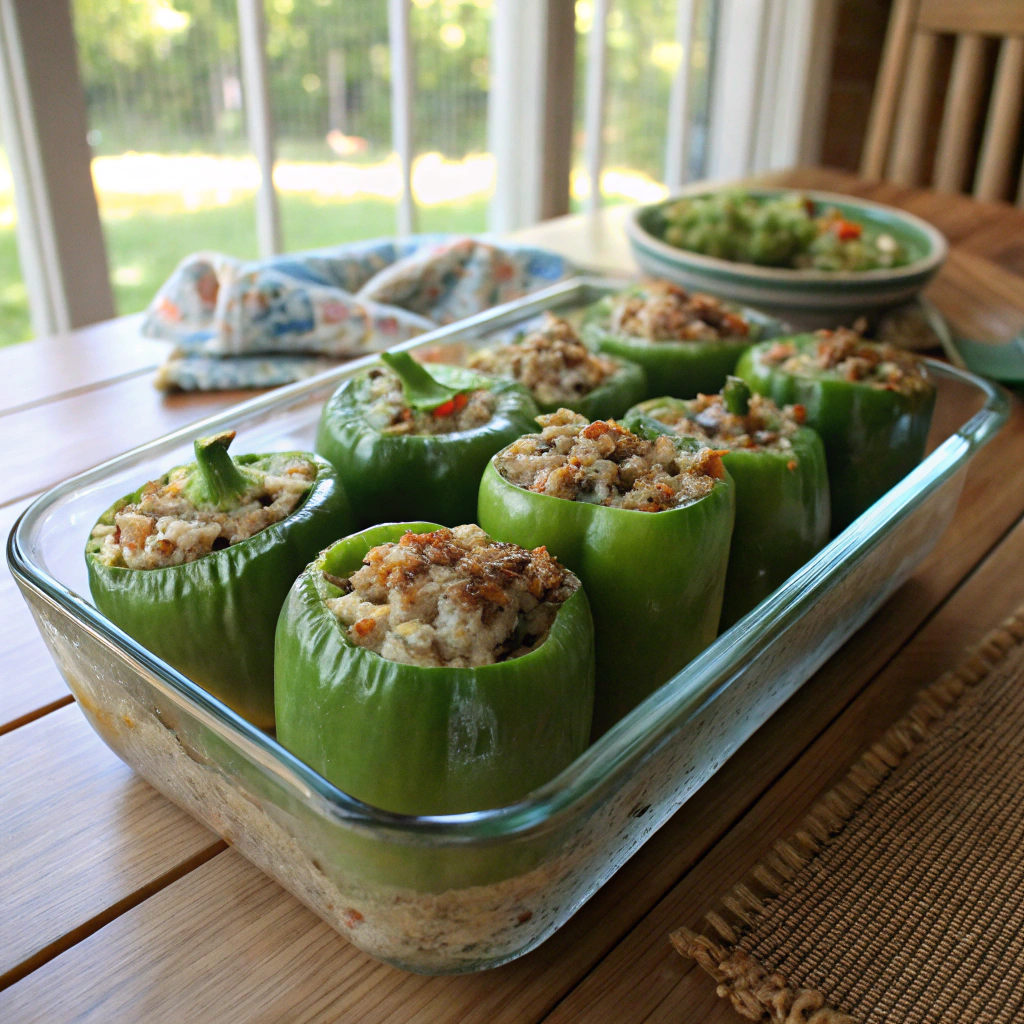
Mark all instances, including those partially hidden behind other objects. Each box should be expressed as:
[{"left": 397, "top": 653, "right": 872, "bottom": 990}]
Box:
[
  {"left": 610, "top": 281, "right": 751, "bottom": 342},
  {"left": 495, "top": 409, "right": 725, "bottom": 512},
  {"left": 326, "top": 525, "right": 577, "bottom": 668},
  {"left": 468, "top": 314, "right": 620, "bottom": 407},
  {"left": 90, "top": 454, "right": 316, "bottom": 570},
  {"left": 762, "top": 328, "right": 931, "bottom": 394},
  {"left": 645, "top": 392, "right": 805, "bottom": 452},
  {"left": 361, "top": 366, "right": 497, "bottom": 435}
]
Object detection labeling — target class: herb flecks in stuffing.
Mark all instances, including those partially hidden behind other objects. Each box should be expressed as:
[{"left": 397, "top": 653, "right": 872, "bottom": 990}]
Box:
[
  {"left": 362, "top": 366, "right": 497, "bottom": 436},
  {"left": 609, "top": 282, "right": 750, "bottom": 343},
  {"left": 496, "top": 409, "right": 725, "bottom": 512},
  {"left": 643, "top": 392, "right": 805, "bottom": 452},
  {"left": 763, "top": 328, "right": 931, "bottom": 394},
  {"left": 91, "top": 454, "right": 316, "bottom": 570},
  {"left": 326, "top": 525, "right": 577, "bottom": 668},
  {"left": 468, "top": 314, "right": 620, "bottom": 407}
]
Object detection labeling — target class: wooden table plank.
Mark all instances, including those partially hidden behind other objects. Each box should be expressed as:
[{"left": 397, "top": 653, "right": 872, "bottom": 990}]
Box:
[
  {"left": 927, "top": 249, "right": 1024, "bottom": 342},
  {"left": 5, "top": 395, "right": 1023, "bottom": 1023},
  {"left": 542, "top": 511, "right": 1024, "bottom": 1024},
  {"left": 0, "top": 703, "right": 222, "bottom": 989},
  {"left": 0, "top": 379, "right": 257, "bottom": 508},
  {"left": 0, "top": 315, "right": 168, "bottom": 416},
  {"left": 510, "top": 206, "right": 633, "bottom": 277},
  {"left": 0, "top": 500, "right": 73, "bottom": 733}
]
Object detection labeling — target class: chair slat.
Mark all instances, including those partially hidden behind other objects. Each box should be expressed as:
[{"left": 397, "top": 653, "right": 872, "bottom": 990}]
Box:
[
  {"left": 974, "top": 36, "right": 1024, "bottom": 202},
  {"left": 934, "top": 34, "right": 988, "bottom": 193},
  {"left": 919, "top": 0, "right": 1024, "bottom": 37},
  {"left": 861, "top": 0, "right": 923, "bottom": 179},
  {"left": 889, "top": 30, "right": 940, "bottom": 186}
]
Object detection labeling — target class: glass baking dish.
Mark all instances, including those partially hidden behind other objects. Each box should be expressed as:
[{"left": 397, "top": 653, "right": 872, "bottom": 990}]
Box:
[{"left": 8, "top": 278, "right": 1008, "bottom": 974}]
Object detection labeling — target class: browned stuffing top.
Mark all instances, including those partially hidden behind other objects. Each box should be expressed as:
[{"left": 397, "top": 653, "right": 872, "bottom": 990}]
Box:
[
  {"left": 761, "top": 328, "right": 931, "bottom": 393},
  {"left": 609, "top": 281, "right": 751, "bottom": 342},
  {"left": 644, "top": 392, "right": 805, "bottom": 451},
  {"left": 467, "top": 314, "right": 619, "bottom": 406},
  {"left": 326, "top": 524, "right": 578, "bottom": 667},
  {"left": 495, "top": 409, "right": 725, "bottom": 512}
]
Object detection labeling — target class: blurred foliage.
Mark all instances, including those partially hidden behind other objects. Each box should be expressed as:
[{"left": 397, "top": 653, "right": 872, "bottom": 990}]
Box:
[
  {"left": 72, "top": 0, "right": 493, "bottom": 158},
  {"left": 71, "top": 0, "right": 708, "bottom": 171}
]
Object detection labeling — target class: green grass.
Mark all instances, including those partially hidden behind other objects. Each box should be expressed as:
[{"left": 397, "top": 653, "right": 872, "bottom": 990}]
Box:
[{"left": 0, "top": 193, "right": 489, "bottom": 347}]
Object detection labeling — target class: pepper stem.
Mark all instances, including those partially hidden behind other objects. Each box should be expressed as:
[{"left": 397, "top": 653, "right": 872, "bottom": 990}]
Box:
[
  {"left": 191, "top": 431, "right": 253, "bottom": 508},
  {"left": 722, "top": 376, "right": 752, "bottom": 416},
  {"left": 379, "top": 351, "right": 464, "bottom": 412}
]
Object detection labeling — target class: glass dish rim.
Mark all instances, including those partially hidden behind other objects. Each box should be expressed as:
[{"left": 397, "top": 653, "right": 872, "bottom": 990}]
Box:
[{"left": 7, "top": 277, "right": 1009, "bottom": 845}]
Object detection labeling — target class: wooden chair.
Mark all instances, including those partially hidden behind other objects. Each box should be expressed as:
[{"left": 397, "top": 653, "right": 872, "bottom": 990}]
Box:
[{"left": 861, "top": 0, "right": 1024, "bottom": 204}]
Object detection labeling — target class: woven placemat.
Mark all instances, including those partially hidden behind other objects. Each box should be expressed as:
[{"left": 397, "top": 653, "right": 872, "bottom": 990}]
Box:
[{"left": 672, "top": 607, "right": 1024, "bottom": 1024}]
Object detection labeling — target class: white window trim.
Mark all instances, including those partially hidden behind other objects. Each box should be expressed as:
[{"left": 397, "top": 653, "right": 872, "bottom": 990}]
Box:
[
  {"left": 0, "top": 0, "right": 114, "bottom": 337},
  {"left": 708, "top": 0, "right": 839, "bottom": 182},
  {"left": 488, "top": 0, "right": 575, "bottom": 232},
  {"left": 238, "top": 0, "right": 283, "bottom": 257},
  {"left": 388, "top": 0, "right": 417, "bottom": 236}
]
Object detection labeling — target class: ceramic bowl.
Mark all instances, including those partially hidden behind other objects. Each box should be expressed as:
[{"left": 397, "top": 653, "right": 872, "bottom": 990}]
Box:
[{"left": 626, "top": 187, "right": 948, "bottom": 330}]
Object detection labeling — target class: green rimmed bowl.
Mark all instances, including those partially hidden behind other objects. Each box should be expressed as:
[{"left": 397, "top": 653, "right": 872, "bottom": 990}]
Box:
[{"left": 627, "top": 187, "right": 948, "bottom": 330}]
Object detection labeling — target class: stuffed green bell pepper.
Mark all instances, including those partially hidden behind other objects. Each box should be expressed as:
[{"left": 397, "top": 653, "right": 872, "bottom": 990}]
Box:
[
  {"left": 735, "top": 328, "right": 936, "bottom": 535},
  {"left": 467, "top": 312, "right": 647, "bottom": 419},
  {"left": 86, "top": 431, "right": 353, "bottom": 728},
  {"left": 581, "top": 281, "right": 774, "bottom": 399},
  {"left": 625, "top": 377, "right": 830, "bottom": 630},
  {"left": 316, "top": 351, "right": 539, "bottom": 529},
  {"left": 478, "top": 410, "right": 734, "bottom": 736},
  {"left": 275, "top": 522, "right": 595, "bottom": 814}
]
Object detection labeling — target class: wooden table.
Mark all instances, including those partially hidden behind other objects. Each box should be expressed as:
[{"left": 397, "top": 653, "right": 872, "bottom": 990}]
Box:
[{"left": 3, "top": 168, "right": 1024, "bottom": 1022}]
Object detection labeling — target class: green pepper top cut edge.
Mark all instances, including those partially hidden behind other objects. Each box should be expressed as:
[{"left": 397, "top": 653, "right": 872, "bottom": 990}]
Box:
[
  {"left": 598, "top": 281, "right": 753, "bottom": 345},
  {"left": 755, "top": 328, "right": 933, "bottom": 396},
  {"left": 628, "top": 379, "right": 808, "bottom": 455},
  {"left": 320, "top": 523, "right": 581, "bottom": 669},
  {"left": 468, "top": 312, "right": 632, "bottom": 408},
  {"left": 87, "top": 431, "right": 320, "bottom": 570},
  {"left": 357, "top": 358, "right": 504, "bottom": 437},
  {"left": 494, "top": 408, "right": 728, "bottom": 513}
]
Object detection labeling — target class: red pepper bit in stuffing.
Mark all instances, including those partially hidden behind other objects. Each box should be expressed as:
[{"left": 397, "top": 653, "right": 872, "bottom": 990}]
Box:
[
  {"left": 833, "top": 219, "right": 862, "bottom": 241},
  {"left": 352, "top": 618, "right": 377, "bottom": 638},
  {"left": 790, "top": 403, "right": 807, "bottom": 424},
  {"left": 765, "top": 341, "right": 796, "bottom": 363},
  {"left": 432, "top": 391, "right": 469, "bottom": 418}
]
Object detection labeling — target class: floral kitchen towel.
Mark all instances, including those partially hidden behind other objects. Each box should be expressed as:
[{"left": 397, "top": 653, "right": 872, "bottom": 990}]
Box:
[{"left": 145, "top": 235, "right": 576, "bottom": 391}]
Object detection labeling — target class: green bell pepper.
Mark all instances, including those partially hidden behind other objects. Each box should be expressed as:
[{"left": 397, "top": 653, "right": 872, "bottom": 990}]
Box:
[
  {"left": 274, "top": 522, "right": 595, "bottom": 814},
  {"left": 532, "top": 356, "right": 646, "bottom": 420},
  {"left": 468, "top": 335, "right": 647, "bottom": 420},
  {"left": 735, "top": 335, "right": 936, "bottom": 535},
  {"left": 466, "top": 315, "right": 643, "bottom": 419},
  {"left": 581, "top": 287, "right": 780, "bottom": 399},
  {"left": 478, "top": 441, "right": 734, "bottom": 736},
  {"left": 86, "top": 432, "right": 353, "bottom": 728},
  {"left": 625, "top": 378, "right": 830, "bottom": 630},
  {"left": 316, "top": 352, "right": 539, "bottom": 528}
]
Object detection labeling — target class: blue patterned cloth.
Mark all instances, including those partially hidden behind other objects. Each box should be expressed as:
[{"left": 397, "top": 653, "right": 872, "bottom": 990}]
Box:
[{"left": 145, "top": 235, "right": 576, "bottom": 391}]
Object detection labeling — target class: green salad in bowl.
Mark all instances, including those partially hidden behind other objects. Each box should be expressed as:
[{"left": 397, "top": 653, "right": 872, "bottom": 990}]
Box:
[
  {"left": 627, "top": 187, "right": 947, "bottom": 330},
  {"left": 657, "top": 191, "right": 909, "bottom": 272}
]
